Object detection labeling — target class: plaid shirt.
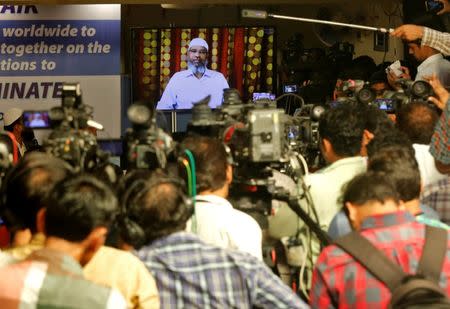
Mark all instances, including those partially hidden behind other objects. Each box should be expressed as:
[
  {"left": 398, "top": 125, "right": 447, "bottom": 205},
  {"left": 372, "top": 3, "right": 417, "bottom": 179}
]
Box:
[
  {"left": 137, "top": 232, "right": 307, "bottom": 309},
  {"left": 0, "top": 248, "right": 126, "bottom": 309},
  {"left": 310, "top": 211, "right": 450, "bottom": 309},
  {"left": 423, "top": 27, "right": 450, "bottom": 56},
  {"left": 422, "top": 177, "right": 450, "bottom": 225},
  {"left": 430, "top": 99, "right": 450, "bottom": 165}
]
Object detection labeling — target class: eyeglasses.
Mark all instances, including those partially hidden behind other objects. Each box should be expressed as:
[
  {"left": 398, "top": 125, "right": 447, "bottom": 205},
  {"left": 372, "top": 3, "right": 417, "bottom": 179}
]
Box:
[{"left": 189, "top": 49, "right": 207, "bottom": 55}]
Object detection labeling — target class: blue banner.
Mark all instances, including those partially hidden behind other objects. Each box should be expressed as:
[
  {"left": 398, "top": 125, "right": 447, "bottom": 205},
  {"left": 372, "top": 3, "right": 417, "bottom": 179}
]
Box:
[{"left": 0, "top": 20, "right": 120, "bottom": 76}]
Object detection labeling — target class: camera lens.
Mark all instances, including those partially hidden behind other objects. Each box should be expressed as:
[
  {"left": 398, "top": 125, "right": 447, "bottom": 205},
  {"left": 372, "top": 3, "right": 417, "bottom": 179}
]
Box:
[
  {"left": 356, "top": 88, "right": 376, "bottom": 104},
  {"left": 411, "top": 81, "right": 432, "bottom": 98}
]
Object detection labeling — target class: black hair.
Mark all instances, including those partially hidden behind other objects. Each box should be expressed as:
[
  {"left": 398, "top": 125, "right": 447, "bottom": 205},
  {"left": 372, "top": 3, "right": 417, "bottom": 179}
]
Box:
[
  {"left": 125, "top": 169, "right": 193, "bottom": 244},
  {"left": 342, "top": 171, "right": 400, "bottom": 206},
  {"left": 368, "top": 144, "right": 421, "bottom": 201},
  {"left": 366, "top": 128, "right": 413, "bottom": 158},
  {"left": 363, "top": 105, "right": 395, "bottom": 135},
  {"left": 397, "top": 102, "right": 439, "bottom": 145},
  {"left": 2, "top": 152, "right": 73, "bottom": 232},
  {"left": 45, "top": 174, "right": 118, "bottom": 242},
  {"left": 179, "top": 135, "right": 229, "bottom": 192},
  {"left": 318, "top": 103, "right": 365, "bottom": 157}
]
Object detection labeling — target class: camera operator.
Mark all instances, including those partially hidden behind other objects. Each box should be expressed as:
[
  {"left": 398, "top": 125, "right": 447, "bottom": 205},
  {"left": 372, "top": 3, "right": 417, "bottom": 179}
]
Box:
[
  {"left": 0, "top": 153, "right": 160, "bottom": 308},
  {"left": 128, "top": 169, "right": 308, "bottom": 308},
  {"left": 306, "top": 103, "right": 366, "bottom": 230},
  {"left": 397, "top": 101, "right": 446, "bottom": 186},
  {"left": 178, "top": 135, "right": 263, "bottom": 260}
]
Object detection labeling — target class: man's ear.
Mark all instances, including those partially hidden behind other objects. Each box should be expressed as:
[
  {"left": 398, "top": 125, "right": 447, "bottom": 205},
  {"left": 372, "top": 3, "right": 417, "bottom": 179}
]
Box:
[
  {"left": 36, "top": 208, "right": 46, "bottom": 234},
  {"left": 226, "top": 164, "right": 233, "bottom": 185},
  {"left": 345, "top": 202, "right": 358, "bottom": 224},
  {"left": 79, "top": 227, "right": 107, "bottom": 266}
]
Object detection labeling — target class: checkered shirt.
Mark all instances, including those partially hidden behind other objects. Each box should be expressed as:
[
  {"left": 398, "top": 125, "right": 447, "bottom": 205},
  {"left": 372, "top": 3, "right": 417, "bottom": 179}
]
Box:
[
  {"left": 310, "top": 211, "right": 450, "bottom": 308},
  {"left": 422, "top": 177, "right": 450, "bottom": 225},
  {"left": 423, "top": 27, "right": 450, "bottom": 56},
  {"left": 137, "top": 232, "right": 307, "bottom": 309},
  {"left": 0, "top": 248, "right": 126, "bottom": 309},
  {"left": 430, "top": 100, "right": 450, "bottom": 164}
]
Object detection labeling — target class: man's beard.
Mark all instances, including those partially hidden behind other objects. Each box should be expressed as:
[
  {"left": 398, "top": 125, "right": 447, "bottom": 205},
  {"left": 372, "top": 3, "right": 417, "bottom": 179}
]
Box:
[{"left": 188, "top": 60, "right": 207, "bottom": 75}]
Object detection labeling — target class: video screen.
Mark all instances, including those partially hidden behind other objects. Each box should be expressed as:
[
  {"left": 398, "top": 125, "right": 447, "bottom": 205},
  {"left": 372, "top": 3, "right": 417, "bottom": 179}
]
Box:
[
  {"left": 253, "top": 92, "right": 276, "bottom": 101},
  {"left": 23, "top": 111, "right": 50, "bottom": 129},
  {"left": 132, "top": 26, "right": 276, "bottom": 110}
]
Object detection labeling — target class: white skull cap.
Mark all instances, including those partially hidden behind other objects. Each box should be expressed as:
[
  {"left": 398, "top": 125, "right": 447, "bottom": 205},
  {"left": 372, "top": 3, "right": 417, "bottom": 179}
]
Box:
[{"left": 189, "top": 38, "right": 208, "bottom": 51}]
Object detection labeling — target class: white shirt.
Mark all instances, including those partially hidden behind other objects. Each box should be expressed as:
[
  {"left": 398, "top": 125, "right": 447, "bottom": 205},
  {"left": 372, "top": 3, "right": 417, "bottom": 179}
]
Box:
[
  {"left": 187, "top": 194, "right": 263, "bottom": 260},
  {"left": 304, "top": 156, "right": 367, "bottom": 230},
  {"left": 416, "top": 53, "right": 450, "bottom": 88},
  {"left": 156, "top": 69, "right": 229, "bottom": 110},
  {"left": 413, "top": 143, "right": 446, "bottom": 187}
]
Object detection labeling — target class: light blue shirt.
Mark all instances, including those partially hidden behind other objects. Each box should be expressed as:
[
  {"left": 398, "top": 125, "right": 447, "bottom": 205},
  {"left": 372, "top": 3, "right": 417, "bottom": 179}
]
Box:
[{"left": 156, "top": 68, "right": 229, "bottom": 110}]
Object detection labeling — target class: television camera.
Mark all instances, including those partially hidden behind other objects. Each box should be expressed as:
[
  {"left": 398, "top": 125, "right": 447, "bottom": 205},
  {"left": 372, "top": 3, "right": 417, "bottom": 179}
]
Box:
[{"left": 42, "top": 83, "right": 108, "bottom": 172}]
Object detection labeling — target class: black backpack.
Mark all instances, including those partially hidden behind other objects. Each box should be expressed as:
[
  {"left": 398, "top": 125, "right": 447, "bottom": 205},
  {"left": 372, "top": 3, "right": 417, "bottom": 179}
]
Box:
[{"left": 335, "top": 225, "right": 450, "bottom": 308}]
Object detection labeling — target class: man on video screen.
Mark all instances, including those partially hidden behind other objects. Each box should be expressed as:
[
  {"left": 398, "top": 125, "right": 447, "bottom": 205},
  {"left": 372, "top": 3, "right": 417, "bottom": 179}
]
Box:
[{"left": 156, "top": 38, "right": 229, "bottom": 110}]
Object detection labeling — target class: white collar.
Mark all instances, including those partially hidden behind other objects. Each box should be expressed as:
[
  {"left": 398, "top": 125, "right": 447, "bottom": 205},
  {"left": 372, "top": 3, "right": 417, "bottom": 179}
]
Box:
[
  {"left": 195, "top": 194, "right": 232, "bottom": 208},
  {"left": 418, "top": 53, "right": 443, "bottom": 72}
]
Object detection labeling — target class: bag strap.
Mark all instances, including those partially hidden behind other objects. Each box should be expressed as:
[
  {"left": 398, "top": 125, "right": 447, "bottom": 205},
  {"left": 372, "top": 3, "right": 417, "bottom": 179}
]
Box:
[
  {"left": 335, "top": 231, "right": 406, "bottom": 292},
  {"left": 417, "top": 225, "right": 448, "bottom": 283}
]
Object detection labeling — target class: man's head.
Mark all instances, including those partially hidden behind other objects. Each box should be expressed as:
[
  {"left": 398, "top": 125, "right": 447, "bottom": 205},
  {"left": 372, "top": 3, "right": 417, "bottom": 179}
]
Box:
[
  {"left": 3, "top": 108, "right": 24, "bottom": 144},
  {"left": 366, "top": 128, "right": 412, "bottom": 158},
  {"left": 318, "top": 104, "right": 365, "bottom": 163},
  {"left": 360, "top": 105, "right": 395, "bottom": 156},
  {"left": 407, "top": 41, "right": 438, "bottom": 63},
  {"left": 188, "top": 37, "right": 208, "bottom": 75},
  {"left": 124, "top": 169, "right": 193, "bottom": 245},
  {"left": 343, "top": 171, "right": 402, "bottom": 230},
  {"left": 369, "top": 70, "right": 390, "bottom": 98},
  {"left": 179, "top": 135, "right": 232, "bottom": 196},
  {"left": 368, "top": 144, "right": 421, "bottom": 202},
  {"left": 42, "top": 174, "right": 118, "bottom": 265},
  {"left": 1, "top": 152, "right": 73, "bottom": 233},
  {"left": 396, "top": 102, "right": 439, "bottom": 145}
]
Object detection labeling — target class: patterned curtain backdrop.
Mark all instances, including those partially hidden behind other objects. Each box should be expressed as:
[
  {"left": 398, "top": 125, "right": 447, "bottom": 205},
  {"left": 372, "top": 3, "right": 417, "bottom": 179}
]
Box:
[{"left": 133, "top": 27, "right": 275, "bottom": 105}]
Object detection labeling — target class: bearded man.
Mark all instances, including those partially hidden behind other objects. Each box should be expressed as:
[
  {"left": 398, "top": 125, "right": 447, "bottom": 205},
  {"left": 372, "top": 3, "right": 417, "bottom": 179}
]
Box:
[{"left": 156, "top": 37, "right": 229, "bottom": 110}]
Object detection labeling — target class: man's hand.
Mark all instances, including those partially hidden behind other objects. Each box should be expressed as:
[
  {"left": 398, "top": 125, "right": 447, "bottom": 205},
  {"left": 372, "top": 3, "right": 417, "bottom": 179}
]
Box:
[
  {"left": 426, "top": 74, "right": 448, "bottom": 110},
  {"left": 387, "top": 66, "right": 411, "bottom": 90},
  {"left": 391, "top": 24, "right": 424, "bottom": 41},
  {"left": 437, "top": 0, "right": 450, "bottom": 15}
]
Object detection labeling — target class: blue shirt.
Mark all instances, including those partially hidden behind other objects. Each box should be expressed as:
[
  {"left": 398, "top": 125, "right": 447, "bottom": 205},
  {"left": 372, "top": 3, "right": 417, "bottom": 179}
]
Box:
[
  {"left": 328, "top": 204, "right": 444, "bottom": 240},
  {"left": 156, "top": 69, "right": 229, "bottom": 110},
  {"left": 137, "top": 232, "right": 308, "bottom": 309}
]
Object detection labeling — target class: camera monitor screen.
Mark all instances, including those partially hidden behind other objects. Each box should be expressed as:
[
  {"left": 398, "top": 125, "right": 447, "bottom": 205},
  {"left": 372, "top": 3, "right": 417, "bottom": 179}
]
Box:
[
  {"left": 23, "top": 111, "right": 50, "bottom": 129},
  {"left": 132, "top": 26, "right": 276, "bottom": 110}
]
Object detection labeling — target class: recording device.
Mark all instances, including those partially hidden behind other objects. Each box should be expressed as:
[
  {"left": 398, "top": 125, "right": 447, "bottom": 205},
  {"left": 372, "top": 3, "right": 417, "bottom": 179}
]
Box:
[
  {"left": 42, "top": 83, "right": 108, "bottom": 172},
  {"left": 372, "top": 98, "right": 395, "bottom": 112},
  {"left": 283, "top": 84, "right": 298, "bottom": 94},
  {"left": 425, "top": 0, "right": 444, "bottom": 13},
  {"left": 123, "top": 102, "right": 173, "bottom": 170},
  {"left": 253, "top": 92, "right": 276, "bottom": 101},
  {"left": 23, "top": 111, "right": 50, "bottom": 129}
]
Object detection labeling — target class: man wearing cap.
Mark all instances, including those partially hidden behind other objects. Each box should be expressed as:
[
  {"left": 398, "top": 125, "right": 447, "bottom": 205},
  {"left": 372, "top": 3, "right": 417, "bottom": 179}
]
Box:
[
  {"left": 3, "top": 107, "right": 26, "bottom": 156},
  {"left": 156, "top": 37, "right": 229, "bottom": 110}
]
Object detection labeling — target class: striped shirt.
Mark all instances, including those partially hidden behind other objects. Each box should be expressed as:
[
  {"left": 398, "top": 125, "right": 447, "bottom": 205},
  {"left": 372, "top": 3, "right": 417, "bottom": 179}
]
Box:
[
  {"left": 137, "top": 232, "right": 308, "bottom": 309},
  {"left": 0, "top": 248, "right": 126, "bottom": 309},
  {"left": 422, "top": 27, "right": 450, "bottom": 56}
]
